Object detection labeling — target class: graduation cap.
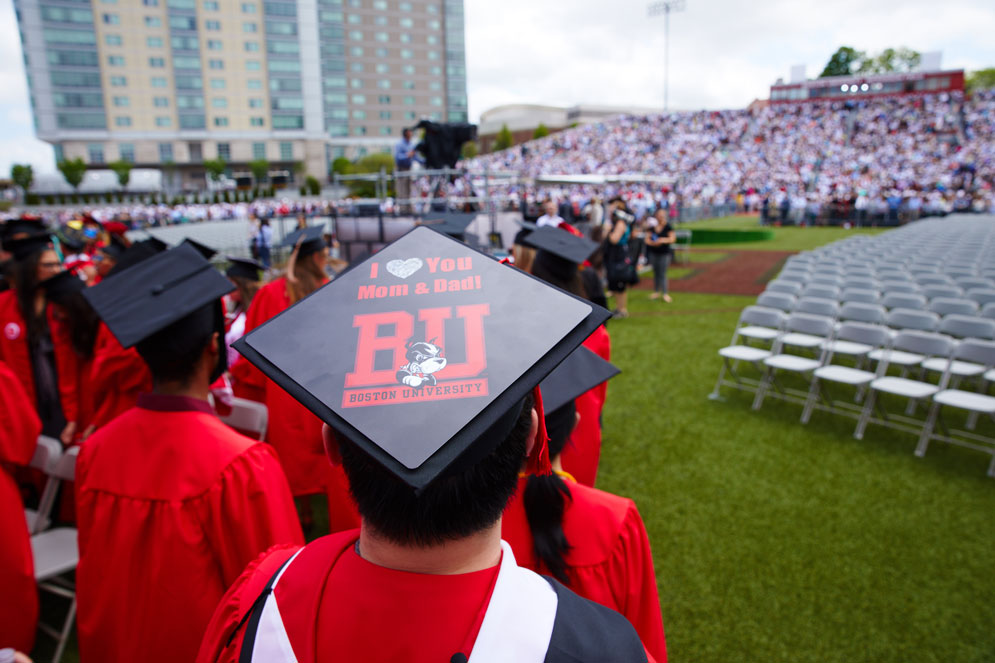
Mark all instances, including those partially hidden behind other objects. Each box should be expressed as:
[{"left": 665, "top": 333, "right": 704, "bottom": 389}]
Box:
[
  {"left": 539, "top": 346, "right": 620, "bottom": 415},
  {"left": 105, "top": 237, "right": 168, "bottom": 278},
  {"left": 99, "top": 234, "right": 130, "bottom": 262},
  {"left": 84, "top": 243, "right": 235, "bottom": 349},
  {"left": 522, "top": 227, "right": 600, "bottom": 281},
  {"left": 421, "top": 212, "right": 477, "bottom": 241},
  {"left": 40, "top": 270, "right": 86, "bottom": 304},
  {"left": 6, "top": 233, "right": 53, "bottom": 262},
  {"left": 225, "top": 256, "right": 263, "bottom": 281},
  {"left": 235, "top": 225, "right": 611, "bottom": 492},
  {"left": 181, "top": 237, "right": 217, "bottom": 260},
  {"left": 282, "top": 226, "right": 326, "bottom": 258},
  {"left": 1, "top": 216, "right": 47, "bottom": 243}
]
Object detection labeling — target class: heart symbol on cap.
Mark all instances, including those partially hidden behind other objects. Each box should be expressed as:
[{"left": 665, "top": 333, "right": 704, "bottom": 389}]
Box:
[{"left": 386, "top": 258, "right": 423, "bottom": 279}]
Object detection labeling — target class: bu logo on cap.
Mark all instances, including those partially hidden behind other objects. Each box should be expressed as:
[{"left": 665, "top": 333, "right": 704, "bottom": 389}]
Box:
[{"left": 4, "top": 322, "right": 21, "bottom": 340}]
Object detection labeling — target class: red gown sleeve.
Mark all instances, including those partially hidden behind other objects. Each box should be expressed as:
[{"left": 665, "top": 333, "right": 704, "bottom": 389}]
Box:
[
  {"left": 201, "top": 443, "right": 305, "bottom": 587},
  {"left": 196, "top": 544, "right": 301, "bottom": 663},
  {"left": 611, "top": 504, "right": 667, "bottom": 663},
  {"left": 0, "top": 361, "right": 41, "bottom": 465}
]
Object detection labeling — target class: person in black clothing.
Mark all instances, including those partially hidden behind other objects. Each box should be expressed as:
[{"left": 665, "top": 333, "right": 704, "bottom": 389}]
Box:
[{"left": 644, "top": 208, "right": 676, "bottom": 303}]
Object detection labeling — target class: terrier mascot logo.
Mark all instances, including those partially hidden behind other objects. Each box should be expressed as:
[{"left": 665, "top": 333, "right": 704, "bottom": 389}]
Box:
[{"left": 396, "top": 340, "right": 447, "bottom": 389}]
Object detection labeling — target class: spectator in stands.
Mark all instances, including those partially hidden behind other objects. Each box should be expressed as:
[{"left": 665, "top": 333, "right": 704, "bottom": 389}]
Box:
[{"left": 537, "top": 199, "right": 566, "bottom": 228}]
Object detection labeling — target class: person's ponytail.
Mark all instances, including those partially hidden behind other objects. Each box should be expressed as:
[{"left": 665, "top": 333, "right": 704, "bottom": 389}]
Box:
[{"left": 523, "top": 473, "right": 573, "bottom": 585}]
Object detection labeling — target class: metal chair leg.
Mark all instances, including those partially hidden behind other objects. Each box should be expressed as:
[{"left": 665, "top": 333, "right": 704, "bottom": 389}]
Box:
[
  {"left": 854, "top": 390, "right": 876, "bottom": 440},
  {"left": 915, "top": 402, "right": 941, "bottom": 458}
]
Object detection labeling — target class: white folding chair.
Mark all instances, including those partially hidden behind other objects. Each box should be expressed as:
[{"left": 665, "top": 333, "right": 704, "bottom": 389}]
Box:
[
  {"left": 32, "top": 445, "right": 80, "bottom": 663},
  {"left": 802, "top": 322, "right": 893, "bottom": 424},
  {"left": 854, "top": 332, "right": 956, "bottom": 440},
  {"left": 967, "top": 288, "right": 995, "bottom": 307},
  {"left": 923, "top": 284, "right": 964, "bottom": 300},
  {"left": 881, "top": 281, "right": 921, "bottom": 295},
  {"left": 915, "top": 339, "right": 995, "bottom": 477},
  {"left": 673, "top": 229, "right": 691, "bottom": 265},
  {"left": 25, "top": 436, "right": 63, "bottom": 534},
  {"left": 756, "top": 291, "right": 795, "bottom": 312},
  {"left": 751, "top": 313, "right": 835, "bottom": 411},
  {"left": 841, "top": 288, "right": 880, "bottom": 305},
  {"left": 956, "top": 277, "right": 993, "bottom": 291},
  {"left": 928, "top": 297, "right": 979, "bottom": 317},
  {"left": 766, "top": 280, "right": 803, "bottom": 296},
  {"left": 800, "top": 285, "right": 840, "bottom": 301},
  {"left": 794, "top": 297, "right": 840, "bottom": 319},
  {"left": 881, "top": 293, "right": 927, "bottom": 310},
  {"left": 709, "top": 306, "right": 785, "bottom": 401},
  {"left": 982, "top": 302, "right": 995, "bottom": 321},
  {"left": 840, "top": 302, "right": 887, "bottom": 325},
  {"left": 219, "top": 397, "right": 270, "bottom": 442}
]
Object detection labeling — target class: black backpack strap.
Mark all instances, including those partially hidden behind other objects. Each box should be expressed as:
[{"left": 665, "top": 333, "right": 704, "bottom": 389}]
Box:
[{"left": 229, "top": 552, "right": 298, "bottom": 663}]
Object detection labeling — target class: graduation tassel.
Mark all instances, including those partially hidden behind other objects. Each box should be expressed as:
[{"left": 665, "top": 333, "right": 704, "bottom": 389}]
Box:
[{"left": 524, "top": 385, "right": 553, "bottom": 477}]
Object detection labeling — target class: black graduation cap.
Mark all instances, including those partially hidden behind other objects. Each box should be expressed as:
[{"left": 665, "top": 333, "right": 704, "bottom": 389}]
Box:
[
  {"left": 225, "top": 256, "right": 263, "bottom": 281},
  {"left": 181, "top": 237, "right": 217, "bottom": 260},
  {"left": 235, "top": 225, "right": 611, "bottom": 492},
  {"left": 540, "top": 346, "right": 620, "bottom": 415},
  {"left": 283, "top": 226, "right": 326, "bottom": 258},
  {"left": 522, "top": 227, "right": 599, "bottom": 281},
  {"left": 105, "top": 237, "right": 168, "bottom": 278},
  {"left": 421, "top": 212, "right": 476, "bottom": 240},
  {"left": 100, "top": 234, "right": 130, "bottom": 262},
  {"left": 6, "top": 233, "right": 53, "bottom": 262},
  {"left": 83, "top": 243, "right": 235, "bottom": 349},
  {"left": 40, "top": 270, "right": 85, "bottom": 303},
  {"left": 1, "top": 216, "right": 47, "bottom": 243}
]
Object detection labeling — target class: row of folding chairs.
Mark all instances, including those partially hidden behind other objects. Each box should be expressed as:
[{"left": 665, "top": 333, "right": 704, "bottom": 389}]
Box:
[
  {"left": 711, "top": 308, "right": 995, "bottom": 477},
  {"left": 768, "top": 278, "right": 995, "bottom": 305},
  {"left": 758, "top": 290, "right": 995, "bottom": 320}
]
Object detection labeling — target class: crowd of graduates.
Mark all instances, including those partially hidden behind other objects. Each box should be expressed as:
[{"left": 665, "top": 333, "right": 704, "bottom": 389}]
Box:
[{"left": 0, "top": 209, "right": 667, "bottom": 662}]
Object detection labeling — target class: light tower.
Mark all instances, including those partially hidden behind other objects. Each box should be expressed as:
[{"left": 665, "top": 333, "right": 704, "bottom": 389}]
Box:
[{"left": 647, "top": 0, "right": 686, "bottom": 113}]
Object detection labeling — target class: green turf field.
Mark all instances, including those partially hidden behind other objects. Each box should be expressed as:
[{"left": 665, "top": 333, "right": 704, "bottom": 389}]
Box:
[
  {"left": 680, "top": 215, "right": 889, "bottom": 252},
  {"left": 601, "top": 288, "right": 995, "bottom": 663}
]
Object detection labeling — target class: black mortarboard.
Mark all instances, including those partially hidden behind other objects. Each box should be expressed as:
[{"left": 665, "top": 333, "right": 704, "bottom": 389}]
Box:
[
  {"left": 235, "top": 225, "right": 610, "bottom": 492},
  {"left": 1, "top": 216, "right": 47, "bottom": 243},
  {"left": 40, "top": 270, "right": 86, "bottom": 303},
  {"left": 84, "top": 243, "right": 235, "bottom": 349},
  {"left": 283, "top": 226, "right": 326, "bottom": 258},
  {"left": 226, "top": 256, "right": 263, "bottom": 281},
  {"left": 421, "top": 212, "right": 476, "bottom": 240},
  {"left": 105, "top": 237, "right": 168, "bottom": 278},
  {"left": 181, "top": 238, "right": 218, "bottom": 260},
  {"left": 100, "top": 234, "right": 130, "bottom": 262},
  {"left": 6, "top": 233, "right": 53, "bottom": 262},
  {"left": 523, "top": 227, "right": 599, "bottom": 277},
  {"left": 539, "top": 346, "right": 620, "bottom": 414}
]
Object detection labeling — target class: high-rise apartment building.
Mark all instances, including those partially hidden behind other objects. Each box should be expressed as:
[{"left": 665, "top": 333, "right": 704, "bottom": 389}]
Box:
[{"left": 14, "top": 0, "right": 468, "bottom": 187}]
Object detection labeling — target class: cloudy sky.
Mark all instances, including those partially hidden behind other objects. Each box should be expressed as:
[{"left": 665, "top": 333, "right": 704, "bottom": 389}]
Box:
[{"left": 1, "top": 0, "right": 993, "bottom": 175}]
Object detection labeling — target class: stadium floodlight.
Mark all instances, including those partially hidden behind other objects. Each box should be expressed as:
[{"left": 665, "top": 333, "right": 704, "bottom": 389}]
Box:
[
  {"left": 841, "top": 84, "right": 848, "bottom": 92},
  {"left": 647, "top": 0, "right": 686, "bottom": 113}
]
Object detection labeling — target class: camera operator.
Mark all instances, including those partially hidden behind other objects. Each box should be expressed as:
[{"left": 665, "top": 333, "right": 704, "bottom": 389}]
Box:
[{"left": 602, "top": 197, "right": 638, "bottom": 318}]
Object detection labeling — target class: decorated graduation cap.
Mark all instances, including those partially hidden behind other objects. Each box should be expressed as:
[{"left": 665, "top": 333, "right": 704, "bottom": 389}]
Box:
[
  {"left": 522, "top": 227, "right": 600, "bottom": 281},
  {"left": 421, "top": 212, "right": 477, "bottom": 241},
  {"left": 283, "top": 226, "right": 326, "bottom": 258},
  {"left": 234, "top": 225, "right": 611, "bottom": 492},
  {"left": 6, "top": 233, "right": 53, "bottom": 262},
  {"left": 225, "top": 256, "right": 264, "bottom": 282},
  {"left": 538, "top": 346, "right": 620, "bottom": 450},
  {"left": 181, "top": 237, "right": 218, "bottom": 260}
]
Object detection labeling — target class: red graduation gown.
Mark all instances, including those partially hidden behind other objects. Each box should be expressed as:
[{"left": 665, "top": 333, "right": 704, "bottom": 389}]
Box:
[
  {"left": 502, "top": 476, "right": 667, "bottom": 662},
  {"left": 236, "top": 277, "right": 360, "bottom": 531},
  {"left": 561, "top": 324, "right": 612, "bottom": 487},
  {"left": 0, "top": 361, "right": 41, "bottom": 651},
  {"left": 75, "top": 394, "right": 305, "bottom": 663},
  {"left": 88, "top": 323, "right": 152, "bottom": 429}
]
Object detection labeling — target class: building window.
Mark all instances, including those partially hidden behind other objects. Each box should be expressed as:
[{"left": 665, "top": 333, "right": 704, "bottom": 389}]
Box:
[
  {"left": 209, "top": 59, "right": 224, "bottom": 69},
  {"left": 399, "top": 17, "right": 413, "bottom": 28},
  {"left": 110, "top": 76, "right": 127, "bottom": 87},
  {"left": 252, "top": 142, "right": 266, "bottom": 159},
  {"left": 374, "top": 15, "right": 387, "bottom": 25},
  {"left": 325, "top": 92, "right": 347, "bottom": 104},
  {"left": 403, "top": 80, "right": 415, "bottom": 89},
  {"left": 148, "top": 57, "right": 165, "bottom": 67},
  {"left": 428, "top": 51, "right": 439, "bottom": 60},
  {"left": 204, "top": 0, "right": 219, "bottom": 9},
  {"left": 241, "top": 2, "right": 256, "bottom": 11},
  {"left": 243, "top": 21, "right": 257, "bottom": 32},
  {"left": 248, "top": 98, "right": 263, "bottom": 108},
  {"left": 351, "top": 94, "right": 366, "bottom": 104},
  {"left": 206, "top": 20, "right": 221, "bottom": 30},
  {"left": 399, "top": 33, "right": 410, "bottom": 43},
  {"left": 207, "top": 39, "right": 223, "bottom": 50},
  {"left": 279, "top": 142, "right": 293, "bottom": 160},
  {"left": 144, "top": 16, "right": 161, "bottom": 26},
  {"left": 248, "top": 79, "right": 262, "bottom": 89},
  {"left": 210, "top": 78, "right": 226, "bottom": 89},
  {"left": 159, "top": 143, "right": 173, "bottom": 162},
  {"left": 347, "top": 14, "right": 360, "bottom": 23},
  {"left": 379, "top": 126, "right": 392, "bottom": 135},
  {"left": 404, "top": 110, "right": 415, "bottom": 120},
  {"left": 379, "top": 110, "right": 391, "bottom": 119},
  {"left": 427, "top": 3, "right": 438, "bottom": 12},
  {"left": 429, "top": 81, "right": 440, "bottom": 91},
  {"left": 375, "top": 31, "right": 388, "bottom": 42},
  {"left": 271, "top": 114, "right": 303, "bottom": 129},
  {"left": 400, "top": 49, "right": 413, "bottom": 59},
  {"left": 350, "top": 63, "right": 364, "bottom": 72},
  {"left": 147, "top": 37, "right": 164, "bottom": 47},
  {"left": 108, "top": 55, "right": 125, "bottom": 66},
  {"left": 350, "top": 46, "right": 363, "bottom": 57},
  {"left": 350, "top": 78, "right": 362, "bottom": 89},
  {"left": 88, "top": 144, "right": 104, "bottom": 163},
  {"left": 428, "top": 19, "right": 440, "bottom": 29},
  {"left": 403, "top": 95, "right": 415, "bottom": 105},
  {"left": 399, "top": 1, "right": 411, "bottom": 9},
  {"left": 402, "top": 64, "right": 415, "bottom": 74},
  {"left": 430, "top": 96, "right": 442, "bottom": 106},
  {"left": 217, "top": 143, "right": 231, "bottom": 160},
  {"left": 429, "top": 66, "right": 441, "bottom": 75},
  {"left": 212, "top": 97, "right": 227, "bottom": 108},
  {"left": 352, "top": 110, "right": 366, "bottom": 119},
  {"left": 378, "top": 80, "right": 390, "bottom": 89},
  {"left": 377, "top": 95, "right": 390, "bottom": 103},
  {"left": 372, "top": 0, "right": 387, "bottom": 8},
  {"left": 153, "top": 97, "right": 169, "bottom": 107},
  {"left": 349, "top": 30, "right": 362, "bottom": 40},
  {"left": 143, "top": 0, "right": 158, "bottom": 5},
  {"left": 103, "top": 13, "right": 120, "bottom": 24},
  {"left": 112, "top": 96, "right": 129, "bottom": 107},
  {"left": 214, "top": 117, "right": 229, "bottom": 127},
  {"left": 105, "top": 34, "right": 122, "bottom": 46},
  {"left": 353, "top": 126, "right": 366, "bottom": 136},
  {"left": 375, "top": 47, "right": 388, "bottom": 57},
  {"left": 250, "top": 117, "right": 265, "bottom": 126},
  {"left": 375, "top": 63, "right": 390, "bottom": 74},
  {"left": 325, "top": 76, "right": 346, "bottom": 88},
  {"left": 427, "top": 35, "right": 438, "bottom": 45},
  {"left": 246, "top": 60, "right": 261, "bottom": 70},
  {"left": 151, "top": 77, "right": 168, "bottom": 87},
  {"left": 244, "top": 41, "right": 259, "bottom": 51},
  {"left": 115, "top": 116, "right": 132, "bottom": 127},
  {"left": 119, "top": 143, "right": 135, "bottom": 162}
]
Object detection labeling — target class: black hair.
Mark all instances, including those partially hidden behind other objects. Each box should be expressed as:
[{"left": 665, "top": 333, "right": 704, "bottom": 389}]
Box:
[
  {"left": 338, "top": 393, "right": 535, "bottom": 547},
  {"left": 12, "top": 249, "right": 52, "bottom": 349},
  {"left": 51, "top": 290, "right": 100, "bottom": 359},
  {"left": 523, "top": 401, "right": 575, "bottom": 584},
  {"left": 134, "top": 302, "right": 217, "bottom": 386},
  {"left": 530, "top": 256, "right": 586, "bottom": 300}
]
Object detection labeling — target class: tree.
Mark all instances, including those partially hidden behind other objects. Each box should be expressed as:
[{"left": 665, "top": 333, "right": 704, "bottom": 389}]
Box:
[
  {"left": 492, "top": 124, "right": 513, "bottom": 152},
  {"left": 460, "top": 141, "right": 479, "bottom": 160},
  {"left": 203, "top": 158, "right": 226, "bottom": 183},
  {"left": 10, "top": 164, "right": 33, "bottom": 197},
  {"left": 346, "top": 153, "right": 394, "bottom": 198},
  {"left": 532, "top": 123, "right": 550, "bottom": 140},
  {"left": 966, "top": 68, "right": 995, "bottom": 93},
  {"left": 331, "top": 157, "right": 352, "bottom": 176},
  {"left": 57, "top": 157, "right": 87, "bottom": 192},
  {"left": 819, "top": 46, "right": 865, "bottom": 77},
  {"left": 305, "top": 175, "right": 321, "bottom": 196},
  {"left": 249, "top": 158, "right": 269, "bottom": 184},
  {"left": 109, "top": 160, "right": 132, "bottom": 190}
]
